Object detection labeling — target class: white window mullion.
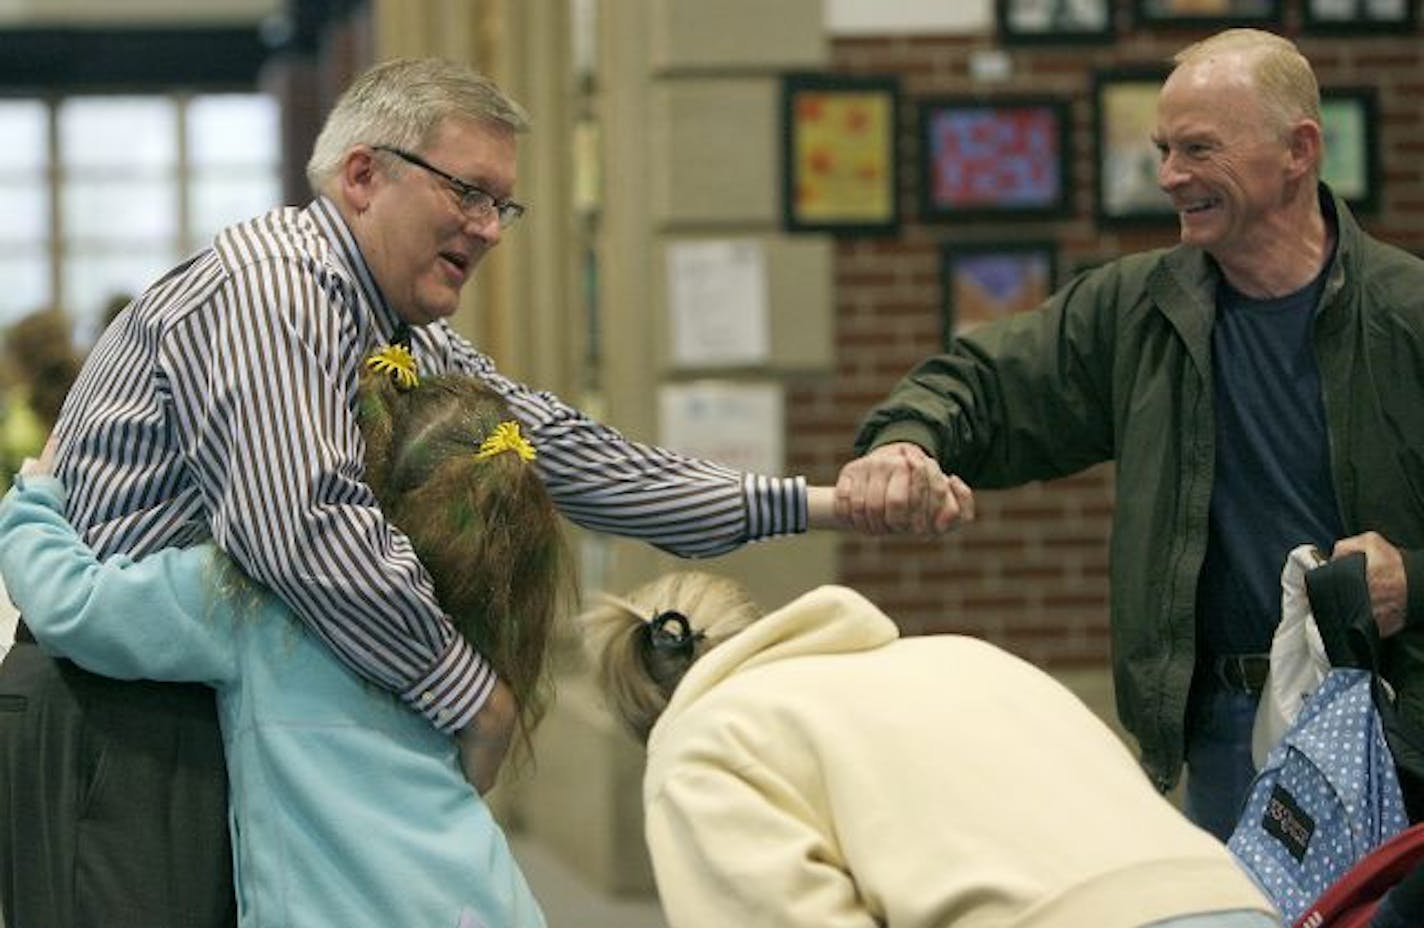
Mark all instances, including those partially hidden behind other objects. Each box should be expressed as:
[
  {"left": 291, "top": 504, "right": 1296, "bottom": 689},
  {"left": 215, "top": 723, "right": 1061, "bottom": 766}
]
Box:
[{"left": 177, "top": 92, "right": 193, "bottom": 253}]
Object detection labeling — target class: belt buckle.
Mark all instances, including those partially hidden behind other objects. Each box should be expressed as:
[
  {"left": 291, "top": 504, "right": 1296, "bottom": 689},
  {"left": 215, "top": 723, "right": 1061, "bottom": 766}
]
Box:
[{"left": 1216, "top": 653, "right": 1268, "bottom": 694}]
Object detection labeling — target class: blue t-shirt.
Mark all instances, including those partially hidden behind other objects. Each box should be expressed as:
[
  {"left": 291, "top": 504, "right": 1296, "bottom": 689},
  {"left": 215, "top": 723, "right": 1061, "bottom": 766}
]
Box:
[{"left": 1196, "top": 259, "right": 1343, "bottom": 658}]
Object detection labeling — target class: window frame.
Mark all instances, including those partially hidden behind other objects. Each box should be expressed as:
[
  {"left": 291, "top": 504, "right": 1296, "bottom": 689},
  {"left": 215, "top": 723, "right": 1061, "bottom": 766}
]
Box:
[{"left": 0, "top": 26, "right": 276, "bottom": 335}]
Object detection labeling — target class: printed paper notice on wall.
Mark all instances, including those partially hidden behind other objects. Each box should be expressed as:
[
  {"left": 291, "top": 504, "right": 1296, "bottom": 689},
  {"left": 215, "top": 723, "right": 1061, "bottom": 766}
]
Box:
[
  {"left": 658, "top": 381, "right": 783, "bottom": 476},
  {"left": 666, "top": 239, "right": 769, "bottom": 368}
]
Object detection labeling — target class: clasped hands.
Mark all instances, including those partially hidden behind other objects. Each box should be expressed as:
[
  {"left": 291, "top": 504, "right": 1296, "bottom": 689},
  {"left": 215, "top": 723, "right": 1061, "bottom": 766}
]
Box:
[{"left": 833, "top": 441, "right": 975, "bottom": 536}]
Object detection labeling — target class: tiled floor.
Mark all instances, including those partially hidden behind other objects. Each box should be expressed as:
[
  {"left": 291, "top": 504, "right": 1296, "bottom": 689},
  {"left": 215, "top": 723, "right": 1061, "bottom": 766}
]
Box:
[{"left": 509, "top": 832, "right": 668, "bottom": 928}]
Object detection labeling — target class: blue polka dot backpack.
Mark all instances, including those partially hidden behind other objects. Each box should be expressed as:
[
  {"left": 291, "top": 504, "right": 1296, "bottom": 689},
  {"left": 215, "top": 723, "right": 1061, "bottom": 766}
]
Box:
[{"left": 1228, "top": 552, "right": 1424, "bottom": 926}]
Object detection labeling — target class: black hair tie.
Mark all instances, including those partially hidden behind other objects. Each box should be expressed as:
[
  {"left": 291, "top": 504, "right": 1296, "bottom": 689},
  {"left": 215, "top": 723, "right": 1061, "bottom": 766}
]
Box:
[{"left": 639, "top": 609, "right": 705, "bottom": 660}]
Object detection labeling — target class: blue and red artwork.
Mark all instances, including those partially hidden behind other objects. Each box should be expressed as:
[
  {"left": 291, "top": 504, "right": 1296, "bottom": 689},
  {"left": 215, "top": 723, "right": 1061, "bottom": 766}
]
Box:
[{"left": 926, "top": 105, "right": 1063, "bottom": 210}]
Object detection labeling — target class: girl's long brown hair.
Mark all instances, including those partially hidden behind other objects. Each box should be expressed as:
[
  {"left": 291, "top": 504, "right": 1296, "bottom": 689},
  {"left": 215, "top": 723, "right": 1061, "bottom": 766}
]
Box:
[{"left": 358, "top": 371, "right": 574, "bottom": 756}]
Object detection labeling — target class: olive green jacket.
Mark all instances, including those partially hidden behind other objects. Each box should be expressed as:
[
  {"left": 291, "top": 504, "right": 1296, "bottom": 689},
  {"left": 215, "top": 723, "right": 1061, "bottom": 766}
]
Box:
[{"left": 855, "top": 186, "right": 1424, "bottom": 790}]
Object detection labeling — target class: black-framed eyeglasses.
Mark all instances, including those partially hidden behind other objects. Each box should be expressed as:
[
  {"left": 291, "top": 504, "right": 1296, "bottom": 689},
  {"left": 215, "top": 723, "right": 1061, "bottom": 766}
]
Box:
[{"left": 372, "top": 144, "right": 526, "bottom": 229}]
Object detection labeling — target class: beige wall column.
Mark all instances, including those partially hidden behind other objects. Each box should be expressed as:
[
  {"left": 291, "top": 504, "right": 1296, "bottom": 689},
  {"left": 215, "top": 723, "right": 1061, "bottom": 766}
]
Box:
[
  {"left": 369, "top": 0, "right": 572, "bottom": 391},
  {"left": 494, "top": 0, "right": 579, "bottom": 395}
]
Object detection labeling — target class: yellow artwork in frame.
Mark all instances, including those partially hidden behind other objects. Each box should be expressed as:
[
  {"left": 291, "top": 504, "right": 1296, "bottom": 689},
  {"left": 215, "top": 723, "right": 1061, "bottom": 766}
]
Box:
[{"left": 782, "top": 74, "right": 899, "bottom": 236}]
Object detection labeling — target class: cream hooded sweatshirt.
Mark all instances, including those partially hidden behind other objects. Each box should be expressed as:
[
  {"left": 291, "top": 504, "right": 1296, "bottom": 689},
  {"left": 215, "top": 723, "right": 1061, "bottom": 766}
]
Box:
[{"left": 642, "top": 585, "right": 1275, "bottom": 928}]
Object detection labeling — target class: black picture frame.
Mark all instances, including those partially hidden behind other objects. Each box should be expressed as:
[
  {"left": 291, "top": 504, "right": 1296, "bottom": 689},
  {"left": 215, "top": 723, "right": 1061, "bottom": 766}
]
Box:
[
  {"left": 1320, "top": 87, "right": 1381, "bottom": 215},
  {"left": 918, "top": 97, "right": 1073, "bottom": 222},
  {"left": 1093, "top": 69, "right": 1175, "bottom": 224},
  {"left": 995, "top": 0, "right": 1115, "bottom": 44},
  {"left": 1135, "top": 0, "right": 1281, "bottom": 27},
  {"left": 1303, "top": 0, "right": 1417, "bottom": 33},
  {"left": 780, "top": 73, "right": 901, "bottom": 237},
  {"left": 940, "top": 241, "right": 1058, "bottom": 346}
]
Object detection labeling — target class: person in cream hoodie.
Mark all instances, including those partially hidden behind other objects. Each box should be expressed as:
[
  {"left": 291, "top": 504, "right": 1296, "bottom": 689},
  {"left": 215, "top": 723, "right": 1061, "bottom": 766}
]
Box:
[{"left": 581, "top": 572, "right": 1281, "bottom": 928}]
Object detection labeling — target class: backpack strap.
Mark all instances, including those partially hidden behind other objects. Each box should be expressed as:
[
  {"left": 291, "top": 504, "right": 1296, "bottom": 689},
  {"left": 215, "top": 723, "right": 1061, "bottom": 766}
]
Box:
[
  {"left": 1306, "top": 552, "right": 1424, "bottom": 823},
  {"left": 1304, "top": 552, "right": 1375, "bottom": 670}
]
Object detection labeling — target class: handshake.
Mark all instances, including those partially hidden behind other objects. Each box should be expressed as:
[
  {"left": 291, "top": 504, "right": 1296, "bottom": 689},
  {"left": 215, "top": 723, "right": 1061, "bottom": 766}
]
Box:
[{"left": 828, "top": 441, "right": 975, "bottom": 536}]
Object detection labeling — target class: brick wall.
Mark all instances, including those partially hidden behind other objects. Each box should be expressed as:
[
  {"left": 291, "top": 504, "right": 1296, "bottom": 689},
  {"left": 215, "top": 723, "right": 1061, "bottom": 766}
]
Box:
[{"left": 788, "top": 14, "right": 1424, "bottom": 668}]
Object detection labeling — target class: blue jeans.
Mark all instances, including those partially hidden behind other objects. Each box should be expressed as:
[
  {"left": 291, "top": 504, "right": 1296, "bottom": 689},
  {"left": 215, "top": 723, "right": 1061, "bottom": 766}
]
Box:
[{"left": 1184, "top": 684, "right": 1260, "bottom": 842}]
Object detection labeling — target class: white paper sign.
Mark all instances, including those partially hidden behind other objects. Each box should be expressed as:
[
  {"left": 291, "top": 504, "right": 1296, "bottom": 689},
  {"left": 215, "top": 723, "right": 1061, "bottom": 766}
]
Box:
[
  {"left": 666, "top": 239, "right": 769, "bottom": 368},
  {"left": 826, "top": 0, "right": 989, "bottom": 34},
  {"left": 658, "top": 381, "right": 783, "bottom": 476}
]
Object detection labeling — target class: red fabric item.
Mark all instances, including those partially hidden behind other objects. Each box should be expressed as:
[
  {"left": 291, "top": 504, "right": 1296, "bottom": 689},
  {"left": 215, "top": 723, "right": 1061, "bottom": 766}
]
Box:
[{"left": 1293, "top": 822, "right": 1424, "bottom": 928}]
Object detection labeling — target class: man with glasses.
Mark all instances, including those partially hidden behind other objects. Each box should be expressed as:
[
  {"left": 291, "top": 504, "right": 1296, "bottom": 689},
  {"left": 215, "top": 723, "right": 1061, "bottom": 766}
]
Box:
[{"left": 0, "top": 58, "right": 906, "bottom": 927}]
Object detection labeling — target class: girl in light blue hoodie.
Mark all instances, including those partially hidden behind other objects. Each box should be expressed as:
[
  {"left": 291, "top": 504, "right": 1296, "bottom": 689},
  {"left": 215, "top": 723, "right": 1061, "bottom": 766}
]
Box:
[{"left": 0, "top": 370, "right": 572, "bottom": 928}]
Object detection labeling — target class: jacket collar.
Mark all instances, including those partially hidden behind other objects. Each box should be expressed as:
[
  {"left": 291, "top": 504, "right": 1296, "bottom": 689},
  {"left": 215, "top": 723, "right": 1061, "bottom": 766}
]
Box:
[
  {"left": 1316, "top": 184, "right": 1360, "bottom": 338},
  {"left": 1149, "top": 182, "right": 1353, "bottom": 374},
  {"left": 1150, "top": 248, "right": 1217, "bottom": 377}
]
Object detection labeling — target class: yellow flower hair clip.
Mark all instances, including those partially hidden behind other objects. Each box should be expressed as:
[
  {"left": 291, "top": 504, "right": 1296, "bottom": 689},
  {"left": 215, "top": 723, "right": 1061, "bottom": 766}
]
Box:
[
  {"left": 473, "top": 420, "right": 536, "bottom": 463},
  {"left": 365, "top": 343, "right": 420, "bottom": 389}
]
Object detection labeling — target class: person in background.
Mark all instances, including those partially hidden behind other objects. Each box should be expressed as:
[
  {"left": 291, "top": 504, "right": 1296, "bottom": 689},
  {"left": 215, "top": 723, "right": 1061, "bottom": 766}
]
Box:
[
  {"left": 0, "top": 58, "right": 954, "bottom": 926},
  {"left": 581, "top": 570, "right": 1281, "bottom": 928},
  {"left": 0, "top": 308, "right": 82, "bottom": 492},
  {"left": 0, "top": 308, "right": 82, "bottom": 663},
  {"left": 98, "top": 293, "right": 133, "bottom": 332},
  {"left": 835, "top": 27, "right": 1424, "bottom": 840},
  {"left": 0, "top": 371, "right": 571, "bottom": 927}
]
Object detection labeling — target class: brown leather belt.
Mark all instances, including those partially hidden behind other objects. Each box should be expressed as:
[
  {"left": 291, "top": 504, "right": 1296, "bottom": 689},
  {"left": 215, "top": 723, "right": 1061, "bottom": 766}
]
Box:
[{"left": 1211, "top": 653, "right": 1270, "bottom": 695}]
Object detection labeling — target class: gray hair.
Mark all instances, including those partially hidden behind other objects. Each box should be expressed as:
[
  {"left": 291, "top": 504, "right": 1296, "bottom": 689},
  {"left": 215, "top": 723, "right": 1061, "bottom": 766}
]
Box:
[
  {"left": 1171, "top": 29, "right": 1320, "bottom": 137},
  {"left": 305, "top": 57, "right": 530, "bottom": 194}
]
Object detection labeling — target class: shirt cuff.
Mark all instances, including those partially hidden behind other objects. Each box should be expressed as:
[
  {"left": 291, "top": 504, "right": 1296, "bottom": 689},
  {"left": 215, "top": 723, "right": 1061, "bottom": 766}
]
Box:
[
  {"left": 402, "top": 635, "right": 497, "bottom": 734},
  {"left": 741, "top": 474, "right": 807, "bottom": 540}
]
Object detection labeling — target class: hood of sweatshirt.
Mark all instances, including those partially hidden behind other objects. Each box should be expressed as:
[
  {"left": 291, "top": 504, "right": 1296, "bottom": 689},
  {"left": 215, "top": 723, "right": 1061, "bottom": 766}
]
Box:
[{"left": 647, "top": 584, "right": 898, "bottom": 752}]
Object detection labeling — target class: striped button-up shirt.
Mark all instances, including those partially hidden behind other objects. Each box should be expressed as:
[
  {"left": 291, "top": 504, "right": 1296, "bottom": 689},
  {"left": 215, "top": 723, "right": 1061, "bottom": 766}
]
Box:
[{"left": 55, "top": 197, "right": 807, "bottom": 733}]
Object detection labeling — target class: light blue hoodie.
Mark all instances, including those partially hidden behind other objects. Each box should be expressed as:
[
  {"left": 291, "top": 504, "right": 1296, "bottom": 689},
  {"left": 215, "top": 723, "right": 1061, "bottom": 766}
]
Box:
[{"left": 0, "top": 475, "right": 544, "bottom": 928}]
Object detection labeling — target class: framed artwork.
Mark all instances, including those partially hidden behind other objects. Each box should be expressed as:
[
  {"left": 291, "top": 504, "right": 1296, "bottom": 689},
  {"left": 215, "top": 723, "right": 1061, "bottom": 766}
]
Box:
[
  {"left": 1135, "top": 0, "right": 1281, "bottom": 26},
  {"left": 995, "top": 0, "right": 1115, "bottom": 44},
  {"left": 918, "top": 97, "right": 1072, "bottom": 221},
  {"left": 1093, "top": 70, "right": 1175, "bottom": 224},
  {"left": 940, "top": 241, "right": 1058, "bottom": 345},
  {"left": 1303, "top": 0, "right": 1417, "bottom": 32},
  {"left": 781, "top": 73, "right": 900, "bottom": 236},
  {"left": 1320, "top": 88, "right": 1380, "bottom": 215}
]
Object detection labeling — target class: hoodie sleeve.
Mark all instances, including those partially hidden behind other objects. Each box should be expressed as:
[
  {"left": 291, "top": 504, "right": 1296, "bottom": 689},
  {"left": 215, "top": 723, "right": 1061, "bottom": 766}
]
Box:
[
  {"left": 644, "top": 759, "right": 878, "bottom": 928},
  {"left": 0, "top": 475, "right": 236, "bottom": 686}
]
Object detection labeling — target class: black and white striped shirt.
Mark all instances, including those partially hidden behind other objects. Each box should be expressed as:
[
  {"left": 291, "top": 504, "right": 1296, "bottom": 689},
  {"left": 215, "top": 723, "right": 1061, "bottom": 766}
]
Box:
[{"left": 55, "top": 197, "right": 807, "bottom": 733}]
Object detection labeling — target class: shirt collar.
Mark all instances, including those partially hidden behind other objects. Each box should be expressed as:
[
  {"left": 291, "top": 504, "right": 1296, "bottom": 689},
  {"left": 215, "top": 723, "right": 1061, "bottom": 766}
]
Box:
[{"left": 306, "top": 195, "right": 406, "bottom": 346}]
